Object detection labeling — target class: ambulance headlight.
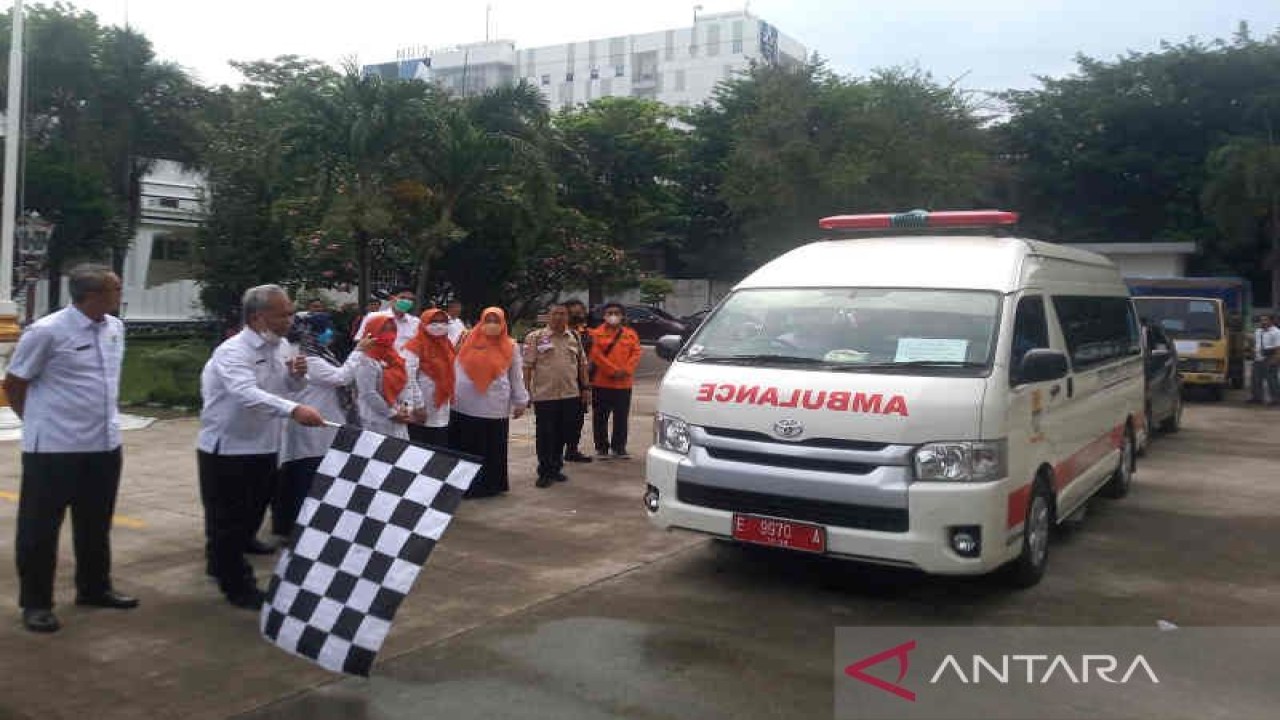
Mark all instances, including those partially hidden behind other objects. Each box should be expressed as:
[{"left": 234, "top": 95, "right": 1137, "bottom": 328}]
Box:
[
  {"left": 914, "top": 440, "right": 1006, "bottom": 482},
  {"left": 654, "top": 414, "right": 692, "bottom": 455}
]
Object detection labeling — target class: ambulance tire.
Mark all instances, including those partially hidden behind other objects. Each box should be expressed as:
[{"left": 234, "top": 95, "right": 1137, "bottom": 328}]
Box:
[
  {"left": 1101, "top": 428, "right": 1135, "bottom": 499},
  {"left": 1005, "top": 478, "right": 1053, "bottom": 589}
]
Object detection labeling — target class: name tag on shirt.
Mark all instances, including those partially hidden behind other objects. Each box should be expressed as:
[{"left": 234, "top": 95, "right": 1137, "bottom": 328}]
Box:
[{"left": 537, "top": 339, "right": 553, "bottom": 353}]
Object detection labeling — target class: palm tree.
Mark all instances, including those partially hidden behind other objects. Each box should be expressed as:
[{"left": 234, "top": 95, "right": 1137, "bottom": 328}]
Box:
[
  {"left": 406, "top": 81, "right": 553, "bottom": 301},
  {"left": 282, "top": 64, "right": 427, "bottom": 309}
]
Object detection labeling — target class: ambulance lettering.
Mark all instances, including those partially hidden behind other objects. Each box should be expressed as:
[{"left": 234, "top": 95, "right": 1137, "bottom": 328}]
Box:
[{"left": 694, "top": 383, "right": 909, "bottom": 417}]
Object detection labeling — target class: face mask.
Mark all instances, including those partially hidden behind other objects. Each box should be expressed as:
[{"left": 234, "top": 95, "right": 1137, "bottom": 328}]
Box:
[
  {"left": 427, "top": 322, "right": 449, "bottom": 337},
  {"left": 316, "top": 328, "right": 334, "bottom": 346},
  {"left": 483, "top": 322, "right": 503, "bottom": 337},
  {"left": 258, "top": 329, "right": 282, "bottom": 345},
  {"left": 394, "top": 298, "right": 415, "bottom": 313},
  {"left": 605, "top": 315, "right": 622, "bottom": 326}
]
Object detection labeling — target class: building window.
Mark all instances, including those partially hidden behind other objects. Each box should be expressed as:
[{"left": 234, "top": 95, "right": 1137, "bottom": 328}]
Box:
[
  {"left": 675, "top": 69, "right": 687, "bottom": 92},
  {"left": 689, "top": 44, "right": 698, "bottom": 57},
  {"left": 732, "top": 39, "right": 743, "bottom": 54},
  {"left": 158, "top": 197, "right": 180, "bottom": 209},
  {"left": 541, "top": 74, "right": 550, "bottom": 86},
  {"left": 566, "top": 71, "right": 575, "bottom": 82},
  {"left": 615, "top": 63, "right": 625, "bottom": 77},
  {"left": 590, "top": 67, "right": 599, "bottom": 80}
]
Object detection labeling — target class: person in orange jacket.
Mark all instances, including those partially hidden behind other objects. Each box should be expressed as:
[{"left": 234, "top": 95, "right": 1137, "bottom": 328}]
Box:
[{"left": 589, "top": 302, "right": 644, "bottom": 459}]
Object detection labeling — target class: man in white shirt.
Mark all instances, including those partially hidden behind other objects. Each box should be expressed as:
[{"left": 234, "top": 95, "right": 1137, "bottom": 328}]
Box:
[
  {"left": 3, "top": 265, "right": 137, "bottom": 633},
  {"left": 197, "top": 285, "right": 324, "bottom": 610},
  {"left": 1249, "top": 314, "right": 1280, "bottom": 404},
  {"left": 446, "top": 298, "right": 468, "bottom": 347},
  {"left": 355, "top": 287, "right": 420, "bottom": 350}
]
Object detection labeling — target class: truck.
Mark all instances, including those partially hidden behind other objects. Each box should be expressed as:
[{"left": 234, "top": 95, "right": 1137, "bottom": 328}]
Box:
[{"left": 1125, "top": 277, "right": 1252, "bottom": 399}]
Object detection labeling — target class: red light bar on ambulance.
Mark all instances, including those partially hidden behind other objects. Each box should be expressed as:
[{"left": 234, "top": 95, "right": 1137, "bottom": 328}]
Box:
[{"left": 818, "top": 209, "right": 1019, "bottom": 231}]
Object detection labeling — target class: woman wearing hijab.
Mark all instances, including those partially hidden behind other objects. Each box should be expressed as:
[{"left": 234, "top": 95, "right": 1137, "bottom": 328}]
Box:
[
  {"left": 352, "top": 314, "right": 419, "bottom": 440},
  {"left": 275, "top": 312, "right": 365, "bottom": 541},
  {"left": 450, "top": 307, "right": 529, "bottom": 498},
  {"left": 404, "top": 307, "right": 456, "bottom": 447}
]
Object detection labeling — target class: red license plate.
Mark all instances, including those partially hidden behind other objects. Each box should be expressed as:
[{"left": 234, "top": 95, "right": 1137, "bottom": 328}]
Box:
[{"left": 732, "top": 514, "right": 826, "bottom": 553}]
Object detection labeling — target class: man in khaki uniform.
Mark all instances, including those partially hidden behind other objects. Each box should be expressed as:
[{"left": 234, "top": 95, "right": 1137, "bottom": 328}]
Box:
[{"left": 524, "top": 304, "right": 591, "bottom": 488}]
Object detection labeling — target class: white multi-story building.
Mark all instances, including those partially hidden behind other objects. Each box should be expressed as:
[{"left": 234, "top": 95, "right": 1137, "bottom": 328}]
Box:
[
  {"left": 364, "top": 10, "right": 808, "bottom": 109},
  {"left": 30, "top": 160, "right": 207, "bottom": 323}
]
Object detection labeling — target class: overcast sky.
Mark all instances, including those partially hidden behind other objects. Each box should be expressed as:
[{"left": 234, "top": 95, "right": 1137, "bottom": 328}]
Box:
[{"left": 60, "top": 0, "right": 1280, "bottom": 92}]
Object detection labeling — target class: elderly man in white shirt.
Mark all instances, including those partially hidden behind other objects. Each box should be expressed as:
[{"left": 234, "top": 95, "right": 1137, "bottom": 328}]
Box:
[
  {"left": 197, "top": 285, "right": 324, "bottom": 610},
  {"left": 3, "top": 264, "right": 137, "bottom": 633},
  {"left": 446, "top": 298, "right": 468, "bottom": 347}
]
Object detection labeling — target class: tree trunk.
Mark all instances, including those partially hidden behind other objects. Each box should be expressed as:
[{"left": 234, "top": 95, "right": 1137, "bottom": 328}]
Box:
[
  {"left": 357, "top": 230, "right": 371, "bottom": 311},
  {"left": 46, "top": 256, "right": 62, "bottom": 313},
  {"left": 588, "top": 280, "right": 603, "bottom": 308}
]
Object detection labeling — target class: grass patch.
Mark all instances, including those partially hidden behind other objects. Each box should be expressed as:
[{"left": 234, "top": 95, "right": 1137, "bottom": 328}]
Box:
[{"left": 120, "top": 336, "right": 211, "bottom": 408}]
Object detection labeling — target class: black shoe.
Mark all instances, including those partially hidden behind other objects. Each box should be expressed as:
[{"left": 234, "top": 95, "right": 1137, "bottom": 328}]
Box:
[
  {"left": 564, "top": 451, "right": 594, "bottom": 463},
  {"left": 246, "top": 538, "right": 275, "bottom": 555},
  {"left": 75, "top": 590, "right": 140, "bottom": 609},
  {"left": 226, "top": 588, "right": 265, "bottom": 610},
  {"left": 22, "top": 609, "right": 60, "bottom": 633},
  {"left": 555, "top": 472, "right": 570, "bottom": 483},
  {"left": 612, "top": 450, "right": 632, "bottom": 460},
  {"left": 535, "top": 475, "right": 554, "bottom": 488}
]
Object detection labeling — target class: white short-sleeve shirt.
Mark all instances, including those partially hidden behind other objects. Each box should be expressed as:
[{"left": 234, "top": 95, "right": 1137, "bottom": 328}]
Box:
[{"left": 8, "top": 306, "right": 125, "bottom": 453}]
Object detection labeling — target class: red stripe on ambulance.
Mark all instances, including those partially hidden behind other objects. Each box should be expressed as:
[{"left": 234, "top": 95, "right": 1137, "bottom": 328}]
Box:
[{"left": 695, "top": 383, "right": 909, "bottom": 417}]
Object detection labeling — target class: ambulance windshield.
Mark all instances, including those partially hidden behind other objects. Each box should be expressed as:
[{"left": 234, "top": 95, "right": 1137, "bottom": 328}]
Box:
[{"left": 682, "top": 288, "right": 1001, "bottom": 373}]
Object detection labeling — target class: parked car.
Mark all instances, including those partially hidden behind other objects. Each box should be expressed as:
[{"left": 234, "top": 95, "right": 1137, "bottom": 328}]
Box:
[
  {"left": 589, "top": 304, "right": 688, "bottom": 343},
  {"left": 1142, "top": 321, "right": 1183, "bottom": 436}
]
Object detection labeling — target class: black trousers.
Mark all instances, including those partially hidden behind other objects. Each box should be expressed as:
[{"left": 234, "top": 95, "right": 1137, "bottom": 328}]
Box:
[
  {"left": 592, "top": 387, "right": 633, "bottom": 453},
  {"left": 197, "top": 451, "right": 275, "bottom": 597},
  {"left": 534, "top": 398, "right": 579, "bottom": 479},
  {"left": 408, "top": 424, "right": 449, "bottom": 448},
  {"left": 273, "top": 457, "right": 321, "bottom": 538},
  {"left": 16, "top": 449, "right": 123, "bottom": 610},
  {"left": 563, "top": 398, "right": 588, "bottom": 456}
]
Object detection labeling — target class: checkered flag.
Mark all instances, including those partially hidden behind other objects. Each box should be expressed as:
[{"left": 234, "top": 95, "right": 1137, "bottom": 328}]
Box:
[{"left": 260, "top": 425, "right": 480, "bottom": 676}]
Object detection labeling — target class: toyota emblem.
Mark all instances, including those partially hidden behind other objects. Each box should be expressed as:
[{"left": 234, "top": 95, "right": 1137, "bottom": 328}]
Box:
[{"left": 774, "top": 418, "right": 804, "bottom": 439}]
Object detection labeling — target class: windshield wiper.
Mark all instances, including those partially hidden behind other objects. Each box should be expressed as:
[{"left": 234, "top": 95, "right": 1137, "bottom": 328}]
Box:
[
  {"left": 685, "top": 354, "right": 827, "bottom": 365},
  {"left": 828, "top": 360, "right": 987, "bottom": 370}
]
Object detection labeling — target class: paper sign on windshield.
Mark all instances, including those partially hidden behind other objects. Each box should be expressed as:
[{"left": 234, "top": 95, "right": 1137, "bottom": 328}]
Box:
[{"left": 895, "top": 338, "right": 969, "bottom": 363}]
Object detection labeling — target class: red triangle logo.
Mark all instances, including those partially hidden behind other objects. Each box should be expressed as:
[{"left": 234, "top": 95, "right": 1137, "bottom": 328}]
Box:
[{"left": 844, "top": 640, "right": 917, "bottom": 702}]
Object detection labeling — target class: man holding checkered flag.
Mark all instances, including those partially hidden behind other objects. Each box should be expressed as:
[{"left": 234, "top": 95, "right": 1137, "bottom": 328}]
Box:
[{"left": 259, "top": 424, "right": 481, "bottom": 676}]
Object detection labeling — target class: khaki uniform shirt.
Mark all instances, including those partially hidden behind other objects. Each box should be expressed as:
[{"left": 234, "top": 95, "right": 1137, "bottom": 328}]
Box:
[{"left": 523, "top": 327, "right": 586, "bottom": 402}]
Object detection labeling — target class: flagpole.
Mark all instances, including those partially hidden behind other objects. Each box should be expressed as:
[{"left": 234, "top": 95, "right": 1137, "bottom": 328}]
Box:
[{"left": 1, "top": 0, "right": 25, "bottom": 423}]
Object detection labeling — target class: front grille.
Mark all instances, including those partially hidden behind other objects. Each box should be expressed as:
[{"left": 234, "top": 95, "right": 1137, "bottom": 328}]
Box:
[
  {"left": 703, "top": 426, "right": 889, "bottom": 452},
  {"left": 677, "top": 481, "right": 908, "bottom": 532},
  {"left": 704, "top": 446, "right": 874, "bottom": 475}
]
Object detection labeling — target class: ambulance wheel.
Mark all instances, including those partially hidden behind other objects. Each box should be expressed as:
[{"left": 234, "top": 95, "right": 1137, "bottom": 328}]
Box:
[
  {"left": 1101, "top": 428, "right": 1135, "bottom": 499},
  {"left": 1005, "top": 478, "right": 1053, "bottom": 589}
]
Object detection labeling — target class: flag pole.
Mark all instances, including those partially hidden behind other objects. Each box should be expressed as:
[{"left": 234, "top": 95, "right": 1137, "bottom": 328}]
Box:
[{"left": 0, "top": 0, "right": 27, "bottom": 424}]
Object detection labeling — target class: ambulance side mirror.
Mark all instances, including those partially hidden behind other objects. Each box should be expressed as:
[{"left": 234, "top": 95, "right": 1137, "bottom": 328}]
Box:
[
  {"left": 656, "top": 335, "right": 684, "bottom": 362},
  {"left": 1017, "top": 349, "right": 1069, "bottom": 385}
]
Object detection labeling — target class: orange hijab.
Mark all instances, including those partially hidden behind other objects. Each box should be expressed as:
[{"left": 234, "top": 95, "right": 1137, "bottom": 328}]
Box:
[
  {"left": 363, "top": 314, "right": 407, "bottom": 406},
  {"left": 405, "top": 308, "right": 457, "bottom": 408},
  {"left": 457, "top": 307, "right": 514, "bottom": 393}
]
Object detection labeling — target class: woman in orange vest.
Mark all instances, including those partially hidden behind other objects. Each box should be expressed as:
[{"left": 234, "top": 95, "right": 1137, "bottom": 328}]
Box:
[{"left": 588, "top": 302, "right": 644, "bottom": 459}]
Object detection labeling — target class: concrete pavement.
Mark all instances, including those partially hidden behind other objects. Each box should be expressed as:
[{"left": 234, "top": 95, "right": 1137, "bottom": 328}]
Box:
[{"left": 1, "top": 352, "right": 1278, "bottom": 719}]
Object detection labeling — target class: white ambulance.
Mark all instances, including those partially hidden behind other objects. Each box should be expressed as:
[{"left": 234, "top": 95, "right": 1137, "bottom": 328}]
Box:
[{"left": 646, "top": 210, "right": 1145, "bottom": 587}]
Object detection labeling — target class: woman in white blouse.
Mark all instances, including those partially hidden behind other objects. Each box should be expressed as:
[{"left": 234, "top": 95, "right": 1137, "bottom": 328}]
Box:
[
  {"left": 276, "top": 312, "right": 363, "bottom": 540},
  {"left": 352, "top": 314, "right": 420, "bottom": 440},
  {"left": 404, "top": 307, "right": 456, "bottom": 448},
  {"left": 449, "top": 307, "right": 529, "bottom": 498}
]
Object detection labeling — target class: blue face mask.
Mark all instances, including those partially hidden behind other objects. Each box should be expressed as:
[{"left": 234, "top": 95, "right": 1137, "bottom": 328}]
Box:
[{"left": 316, "top": 328, "right": 334, "bottom": 346}]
